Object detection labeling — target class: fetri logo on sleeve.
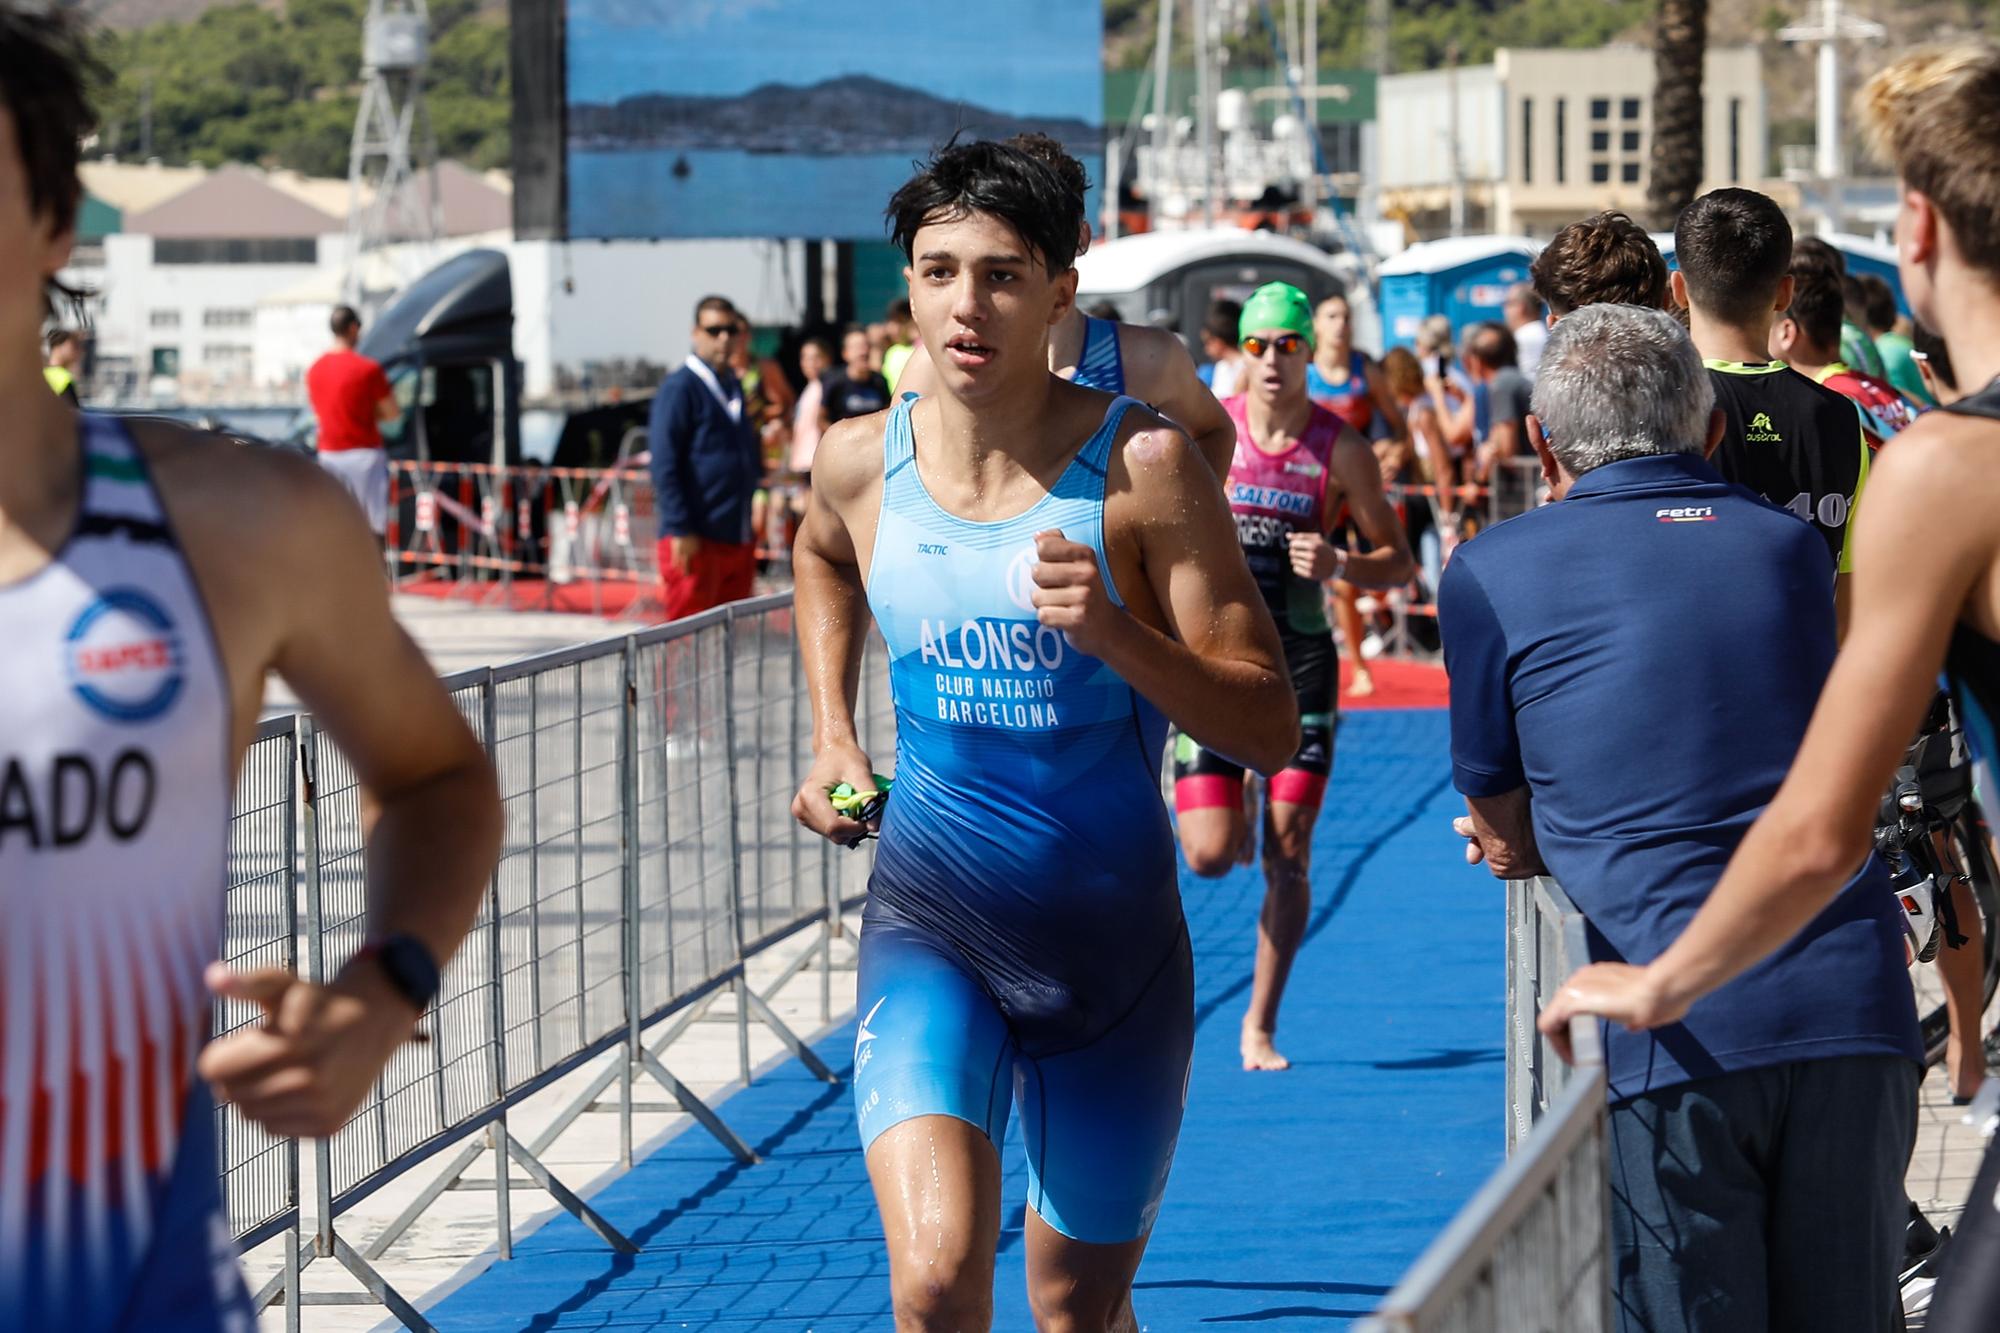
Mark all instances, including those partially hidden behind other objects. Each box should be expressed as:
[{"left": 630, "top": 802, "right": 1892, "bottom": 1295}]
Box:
[{"left": 1655, "top": 506, "right": 1718, "bottom": 523}]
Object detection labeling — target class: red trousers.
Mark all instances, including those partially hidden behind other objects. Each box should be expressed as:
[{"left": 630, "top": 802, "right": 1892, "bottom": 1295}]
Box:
[{"left": 657, "top": 537, "right": 755, "bottom": 620}]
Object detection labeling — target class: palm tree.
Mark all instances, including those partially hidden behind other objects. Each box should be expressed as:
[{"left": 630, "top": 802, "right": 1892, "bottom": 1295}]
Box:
[{"left": 1647, "top": 0, "right": 1710, "bottom": 229}]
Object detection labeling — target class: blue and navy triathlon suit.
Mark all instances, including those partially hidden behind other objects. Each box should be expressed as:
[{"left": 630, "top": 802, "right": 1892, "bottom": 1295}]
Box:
[
  {"left": 1927, "top": 377, "right": 2000, "bottom": 1333},
  {"left": 1071, "top": 314, "right": 1125, "bottom": 393},
  {"left": 1307, "top": 352, "right": 1397, "bottom": 552},
  {"left": 853, "top": 391, "right": 1194, "bottom": 1245},
  {"left": 1, "top": 416, "right": 253, "bottom": 1330},
  {"left": 1306, "top": 350, "right": 1375, "bottom": 434}
]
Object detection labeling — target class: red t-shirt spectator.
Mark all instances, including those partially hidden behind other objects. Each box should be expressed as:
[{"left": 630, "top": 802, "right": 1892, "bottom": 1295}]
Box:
[{"left": 306, "top": 349, "right": 391, "bottom": 453}]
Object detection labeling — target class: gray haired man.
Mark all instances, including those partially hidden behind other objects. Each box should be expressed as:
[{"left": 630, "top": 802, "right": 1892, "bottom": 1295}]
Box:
[{"left": 1441, "top": 304, "right": 1921, "bottom": 1330}]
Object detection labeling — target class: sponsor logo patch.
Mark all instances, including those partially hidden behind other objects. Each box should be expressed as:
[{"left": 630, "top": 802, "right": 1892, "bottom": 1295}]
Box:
[
  {"left": 1655, "top": 506, "right": 1718, "bottom": 524},
  {"left": 65, "top": 589, "right": 185, "bottom": 723},
  {"left": 1230, "top": 483, "right": 1315, "bottom": 517}
]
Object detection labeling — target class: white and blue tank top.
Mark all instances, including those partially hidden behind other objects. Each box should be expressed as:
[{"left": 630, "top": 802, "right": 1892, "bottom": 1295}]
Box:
[
  {"left": 0, "top": 416, "right": 249, "bottom": 1329},
  {"left": 863, "top": 394, "right": 1181, "bottom": 1048}
]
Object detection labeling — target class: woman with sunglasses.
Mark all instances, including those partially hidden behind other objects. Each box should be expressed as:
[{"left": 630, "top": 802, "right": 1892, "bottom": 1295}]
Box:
[{"left": 1174, "top": 282, "right": 1414, "bottom": 1071}]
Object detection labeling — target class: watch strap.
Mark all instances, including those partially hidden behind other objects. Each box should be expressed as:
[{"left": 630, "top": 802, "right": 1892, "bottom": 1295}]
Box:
[{"left": 359, "top": 934, "right": 441, "bottom": 1010}]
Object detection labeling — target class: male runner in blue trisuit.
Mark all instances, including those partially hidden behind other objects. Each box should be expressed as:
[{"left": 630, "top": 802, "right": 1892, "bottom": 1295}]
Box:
[
  {"left": 0, "top": 13, "right": 500, "bottom": 1328},
  {"left": 791, "top": 141, "right": 1297, "bottom": 1332}
]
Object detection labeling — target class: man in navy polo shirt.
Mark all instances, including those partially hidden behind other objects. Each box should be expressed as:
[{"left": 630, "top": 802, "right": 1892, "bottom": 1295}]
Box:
[{"left": 1440, "top": 304, "right": 1920, "bottom": 1332}]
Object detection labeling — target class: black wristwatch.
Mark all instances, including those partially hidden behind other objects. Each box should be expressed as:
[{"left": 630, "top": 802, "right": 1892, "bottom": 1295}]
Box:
[{"left": 357, "top": 934, "right": 441, "bottom": 1011}]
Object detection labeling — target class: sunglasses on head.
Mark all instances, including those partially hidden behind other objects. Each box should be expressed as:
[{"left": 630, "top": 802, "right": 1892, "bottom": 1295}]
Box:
[{"left": 1241, "top": 333, "right": 1305, "bottom": 357}]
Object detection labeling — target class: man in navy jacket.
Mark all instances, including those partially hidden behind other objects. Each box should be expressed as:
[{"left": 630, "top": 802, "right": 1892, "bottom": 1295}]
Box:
[{"left": 649, "top": 295, "right": 762, "bottom": 619}]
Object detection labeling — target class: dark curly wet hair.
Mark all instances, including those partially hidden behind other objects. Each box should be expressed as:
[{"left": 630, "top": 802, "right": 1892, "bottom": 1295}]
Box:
[{"left": 887, "top": 139, "right": 1081, "bottom": 277}]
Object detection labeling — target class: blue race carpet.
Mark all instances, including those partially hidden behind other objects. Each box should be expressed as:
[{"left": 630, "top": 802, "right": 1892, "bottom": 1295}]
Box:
[{"left": 426, "top": 709, "right": 1500, "bottom": 1330}]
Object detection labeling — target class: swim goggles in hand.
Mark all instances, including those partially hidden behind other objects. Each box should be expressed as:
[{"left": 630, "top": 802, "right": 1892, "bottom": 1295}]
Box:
[{"left": 827, "top": 775, "right": 894, "bottom": 833}]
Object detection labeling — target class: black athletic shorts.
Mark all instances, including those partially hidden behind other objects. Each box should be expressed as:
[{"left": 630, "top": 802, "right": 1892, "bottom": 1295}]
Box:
[{"left": 1174, "top": 634, "right": 1336, "bottom": 809}]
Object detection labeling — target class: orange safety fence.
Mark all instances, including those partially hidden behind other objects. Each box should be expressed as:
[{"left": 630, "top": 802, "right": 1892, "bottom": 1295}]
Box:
[{"left": 385, "top": 458, "right": 808, "bottom": 619}]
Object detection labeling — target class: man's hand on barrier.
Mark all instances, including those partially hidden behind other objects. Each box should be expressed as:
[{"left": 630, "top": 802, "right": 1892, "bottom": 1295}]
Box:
[
  {"left": 1453, "top": 800, "right": 1549, "bottom": 879},
  {"left": 198, "top": 961, "right": 423, "bottom": 1139},
  {"left": 1453, "top": 815, "right": 1487, "bottom": 867},
  {"left": 1536, "top": 962, "right": 1688, "bottom": 1065},
  {"left": 794, "top": 741, "right": 881, "bottom": 848}
]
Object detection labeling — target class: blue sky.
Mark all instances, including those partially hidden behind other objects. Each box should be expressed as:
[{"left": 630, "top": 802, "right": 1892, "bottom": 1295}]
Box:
[{"left": 568, "top": 0, "right": 1101, "bottom": 122}]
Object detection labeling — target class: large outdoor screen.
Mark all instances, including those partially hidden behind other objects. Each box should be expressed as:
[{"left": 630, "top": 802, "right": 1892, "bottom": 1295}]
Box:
[{"left": 564, "top": 0, "right": 1104, "bottom": 241}]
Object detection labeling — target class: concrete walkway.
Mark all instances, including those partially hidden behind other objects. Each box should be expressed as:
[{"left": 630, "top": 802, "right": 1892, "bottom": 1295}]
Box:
[
  {"left": 1904, "top": 991, "right": 1999, "bottom": 1327},
  {"left": 262, "top": 596, "right": 627, "bottom": 716}
]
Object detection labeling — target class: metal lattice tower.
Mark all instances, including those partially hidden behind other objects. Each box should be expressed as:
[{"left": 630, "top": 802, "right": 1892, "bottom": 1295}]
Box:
[{"left": 344, "top": 0, "right": 441, "bottom": 306}]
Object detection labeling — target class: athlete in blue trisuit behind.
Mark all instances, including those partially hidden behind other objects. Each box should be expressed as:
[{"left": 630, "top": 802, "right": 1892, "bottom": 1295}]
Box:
[{"left": 791, "top": 141, "right": 1300, "bottom": 1332}]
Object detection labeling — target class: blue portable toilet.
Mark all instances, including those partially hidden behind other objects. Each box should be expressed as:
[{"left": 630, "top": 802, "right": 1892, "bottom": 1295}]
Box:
[{"left": 1378, "top": 236, "right": 1540, "bottom": 348}]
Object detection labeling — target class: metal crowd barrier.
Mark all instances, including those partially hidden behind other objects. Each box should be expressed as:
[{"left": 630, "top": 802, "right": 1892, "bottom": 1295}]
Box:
[
  {"left": 1361, "top": 877, "right": 1611, "bottom": 1330},
  {"left": 1505, "top": 876, "right": 1592, "bottom": 1151},
  {"left": 216, "top": 718, "right": 305, "bottom": 1283},
  {"left": 217, "top": 592, "right": 892, "bottom": 1330}
]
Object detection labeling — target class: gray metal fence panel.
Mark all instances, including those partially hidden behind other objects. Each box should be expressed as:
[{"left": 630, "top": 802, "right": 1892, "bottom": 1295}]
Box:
[
  {"left": 730, "top": 598, "right": 821, "bottom": 949},
  {"left": 1505, "top": 876, "right": 1592, "bottom": 1149},
  {"left": 632, "top": 616, "right": 740, "bottom": 1020},
  {"left": 223, "top": 588, "right": 895, "bottom": 1258},
  {"left": 315, "top": 677, "right": 505, "bottom": 1204},
  {"left": 491, "top": 644, "right": 629, "bottom": 1094},
  {"left": 216, "top": 716, "right": 300, "bottom": 1247}
]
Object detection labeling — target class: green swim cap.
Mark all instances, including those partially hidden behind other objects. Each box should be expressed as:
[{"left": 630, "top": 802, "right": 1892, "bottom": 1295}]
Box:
[{"left": 1238, "top": 282, "right": 1315, "bottom": 348}]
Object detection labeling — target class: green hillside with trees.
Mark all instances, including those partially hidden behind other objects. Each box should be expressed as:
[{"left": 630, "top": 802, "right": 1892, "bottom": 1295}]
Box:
[
  {"left": 81, "top": 0, "right": 2000, "bottom": 179},
  {"left": 89, "top": 0, "right": 507, "bottom": 177}
]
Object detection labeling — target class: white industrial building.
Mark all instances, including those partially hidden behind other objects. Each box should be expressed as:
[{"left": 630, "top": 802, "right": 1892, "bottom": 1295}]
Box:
[
  {"left": 1376, "top": 46, "right": 1787, "bottom": 240},
  {"left": 58, "top": 159, "right": 811, "bottom": 406},
  {"left": 61, "top": 161, "right": 511, "bottom": 403}
]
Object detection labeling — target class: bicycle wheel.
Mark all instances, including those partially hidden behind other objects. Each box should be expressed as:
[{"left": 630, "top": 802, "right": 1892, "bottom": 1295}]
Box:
[{"left": 1914, "top": 802, "right": 2000, "bottom": 1066}]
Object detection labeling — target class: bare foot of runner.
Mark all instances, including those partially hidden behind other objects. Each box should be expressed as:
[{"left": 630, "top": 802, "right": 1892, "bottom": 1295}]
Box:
[
  {"left": 1347, "top": 670, "right": 1375, "bottom": 698},
  {"left": 1241, "top": 1023, "right": 1291, "bottom": 1071}
]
